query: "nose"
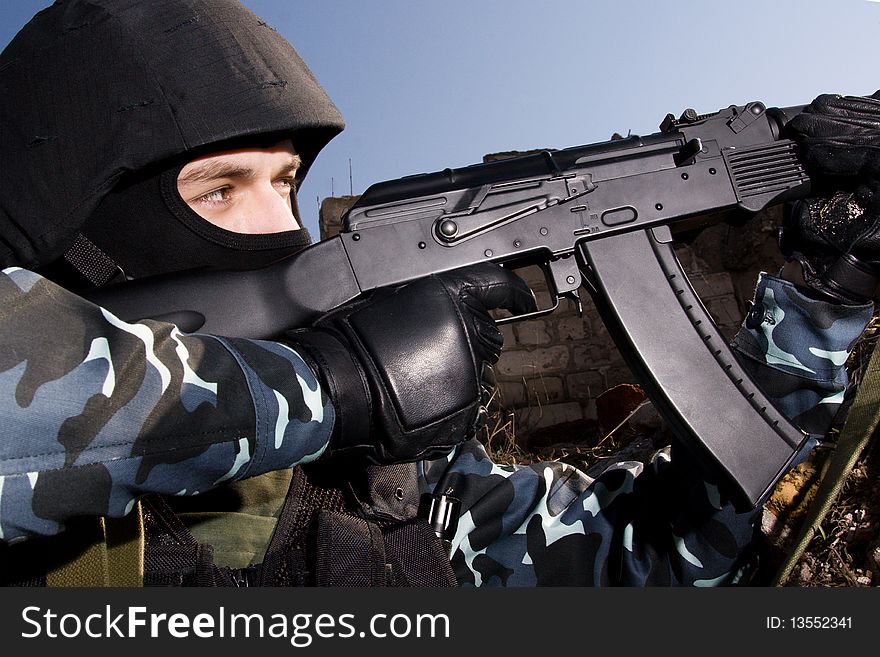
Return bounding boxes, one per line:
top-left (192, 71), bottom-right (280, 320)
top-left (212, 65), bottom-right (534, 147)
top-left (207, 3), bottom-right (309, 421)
top-left (245, 183), bottom-right (300, 233)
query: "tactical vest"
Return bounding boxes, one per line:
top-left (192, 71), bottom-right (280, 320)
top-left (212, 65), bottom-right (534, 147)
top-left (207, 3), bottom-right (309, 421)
top-left (0, 462), bottom-right (459, 587)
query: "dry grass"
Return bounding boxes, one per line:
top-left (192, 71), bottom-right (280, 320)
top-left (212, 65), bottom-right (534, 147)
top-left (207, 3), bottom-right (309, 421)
top-left (478, 384), bottom-right (650, 474)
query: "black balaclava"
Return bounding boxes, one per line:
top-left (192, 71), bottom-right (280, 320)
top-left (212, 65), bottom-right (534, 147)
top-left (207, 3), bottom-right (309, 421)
top-left (0, 0), bottom-right (345, 285)
top-left (70, 141), bottom-right (315, 285)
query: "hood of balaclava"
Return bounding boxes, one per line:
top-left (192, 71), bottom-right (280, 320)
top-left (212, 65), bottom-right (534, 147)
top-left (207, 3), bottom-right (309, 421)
top-left (0, 0), bottom-right (344, 280)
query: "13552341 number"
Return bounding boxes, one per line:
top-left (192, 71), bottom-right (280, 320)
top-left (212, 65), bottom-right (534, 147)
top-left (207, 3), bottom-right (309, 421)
top-left (790, 617), bottom-right (852, 629)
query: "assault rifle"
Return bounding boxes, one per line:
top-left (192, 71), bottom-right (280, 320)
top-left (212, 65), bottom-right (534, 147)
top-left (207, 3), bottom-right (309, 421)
top-left (87, 100), bottom-right (814, 510)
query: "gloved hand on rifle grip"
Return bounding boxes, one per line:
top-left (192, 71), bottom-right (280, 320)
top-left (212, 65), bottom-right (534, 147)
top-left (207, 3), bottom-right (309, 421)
top-left (285, 263), bottom-right (537, 464)
top-left (780, 90), bottom-right (880, 304)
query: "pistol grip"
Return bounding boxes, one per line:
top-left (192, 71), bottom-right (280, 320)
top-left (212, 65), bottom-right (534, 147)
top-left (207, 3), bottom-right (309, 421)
top-left (580, 228), bottom-right (809, 510)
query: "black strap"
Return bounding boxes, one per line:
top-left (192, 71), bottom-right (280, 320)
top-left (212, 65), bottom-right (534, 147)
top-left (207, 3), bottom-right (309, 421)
top-left (259, 463), bottom-right (348, 586)
top-left (382, 517), bottom-right (458, 587)
top-left (141, 494), bottom-right (233, 587)
top-left (314, 510), bottom-right (388, 586)
top-left (63, 232), bottom-right (126, 288)
top-left (821, 253), bottom-right (880, 304)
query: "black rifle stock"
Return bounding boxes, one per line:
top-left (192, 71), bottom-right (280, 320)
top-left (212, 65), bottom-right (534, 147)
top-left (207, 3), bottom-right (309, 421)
top-left (86, 101), bottom-right (813, 510)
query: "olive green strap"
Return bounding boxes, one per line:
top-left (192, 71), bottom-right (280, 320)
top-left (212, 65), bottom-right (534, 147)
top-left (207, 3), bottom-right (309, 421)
top-left (106, 502), bottom-right (145, 587)
top-left (46, 501), bottom-right (144, 587)
top-left (772, 341), bottom-right (880, 586)
top-left (45, 516), bottom-right (110, 587)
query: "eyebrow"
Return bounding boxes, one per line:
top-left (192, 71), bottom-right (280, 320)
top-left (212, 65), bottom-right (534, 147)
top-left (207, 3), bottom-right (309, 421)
top-left (178, 154), bottom-right (303, 185)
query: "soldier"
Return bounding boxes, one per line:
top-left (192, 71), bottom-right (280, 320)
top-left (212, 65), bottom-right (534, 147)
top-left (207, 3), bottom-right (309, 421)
top-left (1, 0), bottom-right (878, 586)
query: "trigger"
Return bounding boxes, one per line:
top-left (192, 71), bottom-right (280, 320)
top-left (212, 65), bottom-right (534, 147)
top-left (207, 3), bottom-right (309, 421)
top-left (563, 289), bottom-right (583, 317)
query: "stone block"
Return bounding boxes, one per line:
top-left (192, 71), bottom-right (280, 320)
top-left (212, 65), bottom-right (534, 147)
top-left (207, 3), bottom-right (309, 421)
top-left (601, 365), bottom-right (638, 390)
top-left (499, 323), bottom-right (517, 347)
top-left (496, 346), bottom-right (570, 377)
top-left (705, 296), bottom-right (744, 327)
top-left (319, 195), bottom-right (360, 239)
top-left (514, 319), bottom-right (551, 346)
top-left (689, 271), bottom-right (735, 300)
top-left (523, 376), bottom-right (565, 405)
top-left (516, 264), bottom-right (551, 289)
top-left (557, 316), bottom-right (590, 341)
top-left (565, 370), bottom-right (605, 400)
top-left (572, 343), bottom-right (623, 370)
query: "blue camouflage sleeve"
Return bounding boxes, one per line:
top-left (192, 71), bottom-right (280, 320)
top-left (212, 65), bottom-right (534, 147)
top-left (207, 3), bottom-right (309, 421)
top-left (0, 267), bottom-right (335, 543)
top-left (419, 273), bottom-right (873, 586)
top-left (731, 273), bottom-right (874, 439)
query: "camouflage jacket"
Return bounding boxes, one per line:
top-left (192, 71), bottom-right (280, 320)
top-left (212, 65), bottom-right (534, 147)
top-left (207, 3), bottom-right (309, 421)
top-left (0, 267), bottom-right (334, 542)
top-left (0, 267), bottom-right (873, 586)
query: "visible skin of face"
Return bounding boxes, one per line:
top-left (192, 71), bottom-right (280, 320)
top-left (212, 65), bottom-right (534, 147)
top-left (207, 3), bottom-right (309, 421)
top-left (177, 139), bottom-right (303, 234)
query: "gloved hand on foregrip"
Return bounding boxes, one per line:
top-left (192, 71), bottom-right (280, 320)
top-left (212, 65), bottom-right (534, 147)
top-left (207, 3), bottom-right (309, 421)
top-left (780, 91), bottom-right (880, 303)
top-left (285, 263), bottom-right (536, 464)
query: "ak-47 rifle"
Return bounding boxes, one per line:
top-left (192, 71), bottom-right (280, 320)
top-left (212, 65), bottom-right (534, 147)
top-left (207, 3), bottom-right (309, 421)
top-left (86, 100), bottom-right (813, 510)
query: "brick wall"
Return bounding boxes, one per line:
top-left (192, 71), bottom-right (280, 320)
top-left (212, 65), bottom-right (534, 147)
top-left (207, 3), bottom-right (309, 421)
top-left (318, 159), bottom-right (785, 443)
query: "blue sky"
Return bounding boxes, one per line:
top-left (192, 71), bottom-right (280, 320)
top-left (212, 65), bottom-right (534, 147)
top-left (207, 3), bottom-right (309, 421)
top-left (2, 0), bottom-right (879, 236)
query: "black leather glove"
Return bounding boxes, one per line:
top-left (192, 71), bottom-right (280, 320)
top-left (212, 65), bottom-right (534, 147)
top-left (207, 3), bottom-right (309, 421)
top-left (779, 91), bottom-right (880, 303)
top-left (285, 263), bottom-right (536, 464)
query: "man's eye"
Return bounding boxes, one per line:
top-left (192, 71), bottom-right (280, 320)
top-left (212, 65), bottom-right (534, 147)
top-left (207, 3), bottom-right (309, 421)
top-left (274, 177), bottom-right (295, 193)
top-left (196, 188), bottom-right (231, 205)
